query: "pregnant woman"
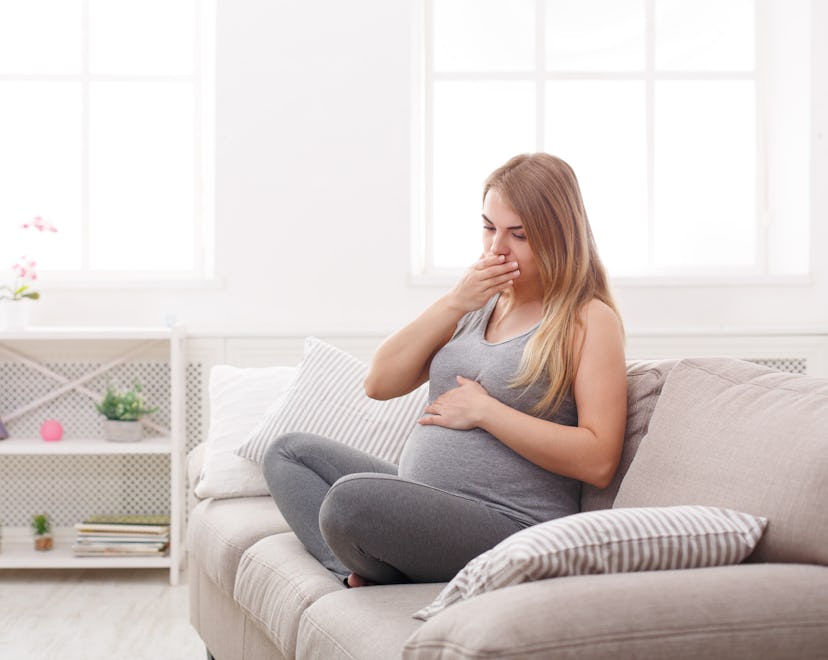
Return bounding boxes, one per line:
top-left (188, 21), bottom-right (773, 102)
top-left (262, 152), bottom-right (627, 587)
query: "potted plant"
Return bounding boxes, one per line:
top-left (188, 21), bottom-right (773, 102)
top-left (0, 216), bottom-right (57, 331)
top-left (32, 513), bottom-right (53, 551)
top-left (95, 382), bottom-right (157, 442)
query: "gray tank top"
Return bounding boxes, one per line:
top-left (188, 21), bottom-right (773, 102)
top-left (398, 295), bottom-right (581, 527)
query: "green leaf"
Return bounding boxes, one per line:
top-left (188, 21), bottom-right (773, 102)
top-left (95, 382), bottom-right (158, 421)
top-left (31, 513), bottom-right (51, 535)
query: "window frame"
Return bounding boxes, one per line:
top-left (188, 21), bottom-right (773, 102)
top-left (0, 0), bottom-right (216, 287)
top-left (412, 0), bottom-right (811, 287)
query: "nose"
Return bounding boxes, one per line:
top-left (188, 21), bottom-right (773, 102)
top-left (489, 232), bottom-right (510, 257)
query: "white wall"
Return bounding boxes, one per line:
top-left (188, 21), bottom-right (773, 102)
top-left (35, 0), bottom-right (828, 336)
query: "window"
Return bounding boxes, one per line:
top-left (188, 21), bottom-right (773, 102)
top-left (0, 0), bottom-right (214, 281)
top-left (417, 0), bottom-right (810, 281)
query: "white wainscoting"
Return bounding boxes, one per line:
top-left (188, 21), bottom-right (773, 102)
top-left (625, 331), bottom-right (828, 376)
top-left (187, 330), bottom-right (828, 374)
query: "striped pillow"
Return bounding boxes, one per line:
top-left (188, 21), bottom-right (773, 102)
top-left (236, 337), bottom-right (429, 465)
top-left (413, 505), bottom-right (767, 621)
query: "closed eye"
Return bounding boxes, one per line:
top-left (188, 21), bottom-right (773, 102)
top-left (483, 225), bottom-right (527, 240)
top-left (482, 215), bottom-right (525, 240)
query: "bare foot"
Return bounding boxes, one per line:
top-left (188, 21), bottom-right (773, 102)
top-left (346, 573), bottom-right (376, 588)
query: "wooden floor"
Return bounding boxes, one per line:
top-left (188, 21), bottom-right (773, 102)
top-left (0, 568), bottom-right (205, 660)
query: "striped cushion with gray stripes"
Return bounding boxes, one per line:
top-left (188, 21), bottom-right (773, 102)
top-left (413, 505), bottom-right (767, 621)
top-left (236, 337), bottom-right (429, 465)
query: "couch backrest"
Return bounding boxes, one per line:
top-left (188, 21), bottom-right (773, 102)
top-left (580, 359), bottom-right (678, 513)
top-left (613, 357), bottom-right (828, 566)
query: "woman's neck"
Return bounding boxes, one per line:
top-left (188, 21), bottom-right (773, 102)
top-left (509, 279), bottom-right (544, 308)
top-left (487, 289), bottom-right (543, 342)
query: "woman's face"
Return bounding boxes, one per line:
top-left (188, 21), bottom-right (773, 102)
top-left (481, 189), bottom-right (539, 288)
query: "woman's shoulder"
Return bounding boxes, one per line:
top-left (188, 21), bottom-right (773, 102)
top-left (578, 298), bottom-right (621, 326)
top-left (574, 298), bottom-right (624, 347)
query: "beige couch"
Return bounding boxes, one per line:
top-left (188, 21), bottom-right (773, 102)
top-left (187, 357), bottom-right (828, 659)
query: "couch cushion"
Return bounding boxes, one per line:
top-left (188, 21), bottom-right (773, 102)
top-left (187, 496), bottom-right (290, 596)
top-left (581, 359), bottom-right (677, 512)
top-left (414, 505), bottom-right (767, 621)
top-left (614, 357), bottom-right (828, 565)
top-left (195, 364), bottom-right (298, 499)
top-left (186, 444), bottom-right (207, 517)
top-left (296, 583), bottom-right (442, 660)
top-left (233, 532), bottom-right (344, 659)
top-left (237, 337), bottom-right (429, 466)
top-left (403, 564), bottom-right (828, 660)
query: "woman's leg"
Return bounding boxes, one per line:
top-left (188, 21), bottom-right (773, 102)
top-left (262, 432), bottom-right (397, 578)
top-left (319, 473), bottom-right (526, 584)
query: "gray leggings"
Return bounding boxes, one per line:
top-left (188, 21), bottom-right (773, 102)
top-left (262, 432), bottom-right (526, 584)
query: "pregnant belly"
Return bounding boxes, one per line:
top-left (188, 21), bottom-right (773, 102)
top-left (399, 424), bottom-right (521, 499)
top-left (398, 423), bottom-right (581, 526)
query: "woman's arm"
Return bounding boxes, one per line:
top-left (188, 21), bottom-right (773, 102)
top-left (364, 254), bottom-right (520, 400)
top-left (419, 299), bottom-right (627, 488)
top-left (363, 294), bottom-right (464, 400)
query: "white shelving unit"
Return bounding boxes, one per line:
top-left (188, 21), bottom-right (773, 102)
top-left (0, 327), bottom-right (186, 585)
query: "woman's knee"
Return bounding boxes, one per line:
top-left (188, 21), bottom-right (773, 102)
top-left (318, 474), bottom-right (388, 546)
top-left (262, 431), bottom-right (322, 466)
top-left (261, 432), bottom-right (322, 491)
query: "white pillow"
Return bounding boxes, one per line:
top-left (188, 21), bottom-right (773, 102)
top-left (413, 505), bottom-right (768, 621)
top-left (236, 337), bottom-right (428, 465)
top-left (194, 365), bottom-right (298, 499)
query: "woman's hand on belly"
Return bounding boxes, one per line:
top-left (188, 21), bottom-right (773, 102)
top-left (419, 376), bottom-right (493, 430)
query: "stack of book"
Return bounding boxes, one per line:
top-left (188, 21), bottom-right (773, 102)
top-left (72, 514), bottom-right (170, 557)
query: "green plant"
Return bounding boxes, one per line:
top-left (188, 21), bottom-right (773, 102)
top-left (32, 513), bottom-right (51, 535)
top-left (95, 383), bottom-right (158, 421)
top-left (0, 282), bottom-right (40, 301)
top-left (0, 217), bottom-right (57, 301)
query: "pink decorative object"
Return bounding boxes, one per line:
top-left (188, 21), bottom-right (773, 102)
top-left (40, 420), bottom-right (63, 442)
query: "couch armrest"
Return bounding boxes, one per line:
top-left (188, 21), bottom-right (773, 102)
top-left (403, 564), bottom-right (828, 660)
top-left (187, 444), bottom-right (207, 515)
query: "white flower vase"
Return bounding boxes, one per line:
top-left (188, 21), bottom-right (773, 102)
top-left (0, 299), bottom-right (31, 331)
top-left (104, 420), bottom-right (144, 443)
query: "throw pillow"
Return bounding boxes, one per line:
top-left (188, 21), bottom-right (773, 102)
top-left (613, 358), bottom-right (828, 565)
top-left (413, 505), bottom-right (767, 621)
top-left (194, 365), bottom-right (298, 499)
top-left (236, 337), bottom-right (429, 465)
top-left (580, 359), bottom-right (677, 512)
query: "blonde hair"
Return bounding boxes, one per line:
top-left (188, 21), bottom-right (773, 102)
top-left (483, 153), bottom-right (623, 415)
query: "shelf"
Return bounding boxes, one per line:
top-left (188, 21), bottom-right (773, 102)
top-left (0, 528), bottom-right (171, 569)
top-left (0, 327), bottom-right (176, 340)
top-left (0, 436), bottom-right (172, 455)
top-left (0, 329), bottom-right (186, 584)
